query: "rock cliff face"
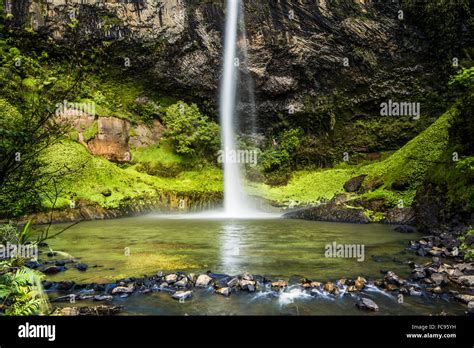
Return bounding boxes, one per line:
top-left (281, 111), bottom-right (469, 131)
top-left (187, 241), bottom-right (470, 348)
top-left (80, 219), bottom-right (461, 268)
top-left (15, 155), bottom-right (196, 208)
top-left (10, 0), bottom-right (441, 131)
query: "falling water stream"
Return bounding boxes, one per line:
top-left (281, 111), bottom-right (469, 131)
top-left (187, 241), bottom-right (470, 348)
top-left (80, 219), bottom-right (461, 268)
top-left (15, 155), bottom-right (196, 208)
top-left (219, 0), bottom-right (257, 218)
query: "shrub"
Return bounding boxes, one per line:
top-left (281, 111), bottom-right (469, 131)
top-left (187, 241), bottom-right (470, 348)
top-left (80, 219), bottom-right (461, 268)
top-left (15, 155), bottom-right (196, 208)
top-left (162, 101), bottom-right (220, 161)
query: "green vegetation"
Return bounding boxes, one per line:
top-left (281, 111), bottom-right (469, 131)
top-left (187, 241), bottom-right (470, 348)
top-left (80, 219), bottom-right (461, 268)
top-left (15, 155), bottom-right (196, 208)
top-left (0, 223), bottom-right (50, 316)
top-left (40, 141), bottom-right (222, 210)
top-left (250, 106), bottom-right (454, 207)
top-left (162, 101), bottom-right (220, 161)
top-left (83, 120), bottom-right (98, 142)
top-left (458, 228), bottom-right (474, 261)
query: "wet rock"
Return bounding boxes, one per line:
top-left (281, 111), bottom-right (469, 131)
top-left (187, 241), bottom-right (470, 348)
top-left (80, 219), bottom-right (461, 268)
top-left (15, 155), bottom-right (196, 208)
top-left (429, 286), bottom-right (443, 294)
top-left (164, 274), bottom-right (178, 284)
top-left (195, 274), bottom-right (213, 287)
top-left (271, 280), bottom-right (288, 288)
top-left (455, 263), bottom-right (474, 275)
top-left (41, 266), bottom-right (64, 274)
top-left (227, 277), bottom-right (239, 288)
top-left (215, 287), bottom-right (231, 297)
top-left (94, 295), bottom-right (113, 301)
top-left (385, 284), bottom-right (399, 291)
top-left (343, 175), bottom-right (367, 192)
top-left (43, 281), bottom-right (52, 289)
top-left (447, 268), bottom-right (464, 277)
top-left (187, 273), bottom-right (197, 283)
top-left (239, 279), bottom-right (256, 292)
top-left (174, 278), bottom-right (188, 288)
top-left (58, 281), bottom-right (75, 291)
top-left (412, 270), bottom-right (426, 280)
top-left (111, 285), bottom-right (134, 295)
top-left (384, 271), bottom-right (405, 287)
top-left (323, 282), bottom-right (338, 294)
top-left (25, 260), bottom-right (41, 269)
top-left (347, 285), bottom-right (358, 292)
top-left (76, 263), bottom-right (88, 271)
top-left (457, 275), bottom-right (474, 287)
top-left (428, 247), bottom-right (444, 257)
top-left (172, 290), bottom-right (192, 301)
top-left (468, 302), bottom-right (474, 314)
top-left (454, 294), bottom-right (474, 304)
top-left (417, 248), bottom-right (427, 257)
top-left (430, 273), bottom-right (448, 286)
top-left (356, 297), bottom-right (379, 312)
top-left (242, 272), bottom-right (254, 281)
top-left (354, 276), bottom-right (366, 290)
top-left (409, 289), bottom-right (422, 296)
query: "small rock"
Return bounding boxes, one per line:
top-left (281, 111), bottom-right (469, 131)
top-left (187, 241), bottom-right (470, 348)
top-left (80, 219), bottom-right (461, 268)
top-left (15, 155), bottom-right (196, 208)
top-left (384, 271), bottom-right (405, 286)
top-left (347, 285), bottom-right (358, 292)
top-left (454, 294), bottom-right (474, 304)
top-left (165, 274), bottom-right (178, 284)
top-left (239, 279), bottom-right (256, 291)
top-left (412, 271), bottom-right (426, 280)
top-left (429, 286), bottom-right (443, 294)
top-left (354, 276), bottom-right (366, 290)
top-left (195, 274), bottom-right (213, 287)
top-left (356, 297), bottom-right (379, 311)
top-left (172, 290), bottom-right (192, 301)
top-left (271, 280), bottom-right (288, 288)
top-left (76, 263), bottom-right (88, 271)
top-left (323, 282), bottom-right (336, 294)
top-left (457, 275), bottom-right (474, 287)
top-left (227, 277), bottom-right (239, 288)
top-left (57, 281), bottom-right (75, 291)
top-left (468, 302), bottom-right (474, 314)
top-left (111, 285), bottom-right (134, 295)
top-left (242, 272), bottom-right (254, 281)
top-left (42, 266), bottom-right (64, 274)
top-left (94, 295), bottom-right (113, 301)
top-left (25, 260), bottom-right (41, 269)
top-left (409, 289), bottom-right (422, 296)
top-left (215, 287), bottom-right (231, 297)
top-left (174, 278), bottom-right (188, 288)
top-left (431, 273), bottom-right (448, 286)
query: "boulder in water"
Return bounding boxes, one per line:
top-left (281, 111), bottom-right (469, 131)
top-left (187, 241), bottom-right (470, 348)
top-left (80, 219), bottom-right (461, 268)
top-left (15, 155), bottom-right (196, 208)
top-left (195, 274), bottom-right (213, 287)
top-left (356, 297), bottom-right (379, 311)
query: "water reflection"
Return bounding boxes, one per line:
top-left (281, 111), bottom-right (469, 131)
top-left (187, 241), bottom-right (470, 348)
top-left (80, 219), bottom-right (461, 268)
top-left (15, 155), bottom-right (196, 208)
top-left (219, 221), bottom-right (245, 275)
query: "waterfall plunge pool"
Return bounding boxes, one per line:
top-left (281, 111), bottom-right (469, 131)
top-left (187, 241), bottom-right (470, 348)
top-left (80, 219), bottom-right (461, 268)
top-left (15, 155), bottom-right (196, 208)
top-left (35, 216), bottom-right (467, 315)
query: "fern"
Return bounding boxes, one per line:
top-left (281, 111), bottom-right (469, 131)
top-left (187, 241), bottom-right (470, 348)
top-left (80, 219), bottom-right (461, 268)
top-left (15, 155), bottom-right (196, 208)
top-left (0, 262), bottom-right (50, 316)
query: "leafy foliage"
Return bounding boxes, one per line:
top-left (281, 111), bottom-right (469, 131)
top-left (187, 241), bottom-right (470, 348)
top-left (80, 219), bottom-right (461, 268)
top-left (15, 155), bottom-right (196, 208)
top-left (0, 263), bottom-right (49, 316)
top-left (162, 102), bottom-right (220, 161)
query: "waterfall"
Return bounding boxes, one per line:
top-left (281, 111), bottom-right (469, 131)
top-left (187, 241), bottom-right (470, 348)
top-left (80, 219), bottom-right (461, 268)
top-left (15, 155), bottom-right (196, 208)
top-left (219, 0), bottom-right (254, 218)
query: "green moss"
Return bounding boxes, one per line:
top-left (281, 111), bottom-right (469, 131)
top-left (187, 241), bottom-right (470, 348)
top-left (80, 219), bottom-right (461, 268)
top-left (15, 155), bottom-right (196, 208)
top-left (83, 121), bottom-right (98, 142)
top-left (39, 141), bottom-right (222, 210)
top-left (250, 107), bottom-right (454, 206)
